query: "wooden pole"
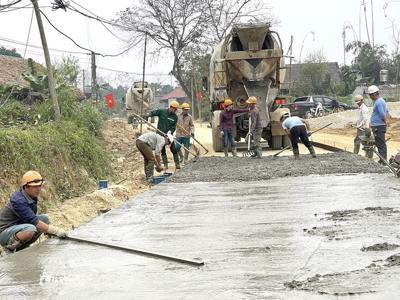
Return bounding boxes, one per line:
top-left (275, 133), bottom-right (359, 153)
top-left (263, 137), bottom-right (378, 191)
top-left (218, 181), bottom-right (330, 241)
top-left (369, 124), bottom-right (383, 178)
top-left (31, 0), bottom-right (61, 120)
top-left (140, 32), bottom-right (147, 134)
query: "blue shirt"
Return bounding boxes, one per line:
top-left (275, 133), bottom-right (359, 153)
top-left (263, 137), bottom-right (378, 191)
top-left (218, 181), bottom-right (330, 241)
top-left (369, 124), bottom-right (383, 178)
top-left (371, 97), bottom-right (388, 126)
top-left (282, 117), bottom-right (305, 130)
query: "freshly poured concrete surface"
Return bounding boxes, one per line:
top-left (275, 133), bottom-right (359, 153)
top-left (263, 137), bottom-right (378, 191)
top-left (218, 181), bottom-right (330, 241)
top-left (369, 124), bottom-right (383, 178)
top-left (1, 174), bottom-right (400, 299)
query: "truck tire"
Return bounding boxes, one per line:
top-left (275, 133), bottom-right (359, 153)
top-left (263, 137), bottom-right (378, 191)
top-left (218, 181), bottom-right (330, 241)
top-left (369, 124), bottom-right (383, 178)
top-left (271, 135), bottom-right (282, 150)
top-left (212, 127), bottom-right (224, 152)
top-left (305, 111), bottom-right (312, 119)
top-left (282, 135), bottom-right (291, 148)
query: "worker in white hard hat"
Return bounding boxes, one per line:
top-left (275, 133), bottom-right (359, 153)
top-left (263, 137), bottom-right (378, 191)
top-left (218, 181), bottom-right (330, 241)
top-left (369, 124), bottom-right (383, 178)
top-left (146, 100), bottom-right (180, 170)
top-left (0, 171), bottom-right (67, 253)
top-left (367, 85), bottom-right (389, 163)
top-left (351, 94), bottom-right (370, 155)
top-left (280, 112), bottom-right (316, 159)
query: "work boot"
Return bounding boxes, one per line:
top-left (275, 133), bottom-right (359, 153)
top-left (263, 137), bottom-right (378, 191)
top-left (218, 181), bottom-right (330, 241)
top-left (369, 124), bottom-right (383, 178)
top-left (178, 149), bottom-right (184, 163)
top-left (161, 155), bottom-right (169, 170)
top-left (5, 235), bottom-right (23, 252)
top-left (232, 147), bottom-right (238, 157)
top-left (353, 144), bottom-right (360, 154)
top-left (223, 147), bottom-right (229, 157)
top-left (173, 153), bottom-right (181, 169)
top-left (145, 163), bottom-right (155, 182)
top-left (308, 146), bottom-right (317, 158)
top-left (293, 148), bottom-right (300, 159)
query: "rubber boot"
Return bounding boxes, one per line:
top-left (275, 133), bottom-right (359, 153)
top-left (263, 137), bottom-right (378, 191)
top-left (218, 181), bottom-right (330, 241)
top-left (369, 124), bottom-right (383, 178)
top-left (353, 144), bottom-right (360, 154)
top-left (173, 153), bottom-right (181, 169)
top-left (308, 146), bottom-right (317, 158)
top-left (184, 150), bottom-right (189, 164)
top-left (293, 148), bottom-right (300, 159)
top-left (178, 149), bottom-right (184, 163)
top-left (232, 147), bottom-right (238, 157)
top-left (162, 155), bottom-right (169, 170)
top-left (223, 147), bottom-right (229, 157)
top-left (145, 163), bottom-right (155, 183)
top-left (251, 148), bottom-right (262, 159)
top-left (5, 235), bottom-right (23, 252)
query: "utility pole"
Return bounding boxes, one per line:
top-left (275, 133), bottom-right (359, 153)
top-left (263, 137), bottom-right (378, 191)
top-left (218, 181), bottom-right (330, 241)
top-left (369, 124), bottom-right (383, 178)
top-left (371, 0), bottom-right (375, 48)
top-left (190, 48), bottom-right (195, 120)
top-left (31, 0), bottom-right (61, 120)
top-left (140, 32), bottom-right (147, 134)
top-left (82, 69), bottom-right (86, 100)
top-left (91, 51), bottom-right (97, 107)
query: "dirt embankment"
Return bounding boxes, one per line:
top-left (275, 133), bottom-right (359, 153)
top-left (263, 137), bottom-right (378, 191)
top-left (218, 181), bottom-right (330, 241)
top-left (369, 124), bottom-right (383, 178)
top-left (46, 118), bottom-right (149, 231)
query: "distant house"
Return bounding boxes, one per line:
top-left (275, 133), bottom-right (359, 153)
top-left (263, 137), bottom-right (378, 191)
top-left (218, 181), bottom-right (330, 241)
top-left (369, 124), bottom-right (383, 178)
top-left (281, 62), bottom-right (341, 93)
top-left (159, 86), bottom-right (189, 109)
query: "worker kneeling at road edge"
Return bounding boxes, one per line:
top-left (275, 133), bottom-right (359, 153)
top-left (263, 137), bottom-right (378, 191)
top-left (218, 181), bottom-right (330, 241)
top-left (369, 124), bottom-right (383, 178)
top-left (280, 112), bottom-right (316, 159)
top-left (0, 171), bottom-right (67, 253)
top-left (136, 132), bottom-right (173, 183)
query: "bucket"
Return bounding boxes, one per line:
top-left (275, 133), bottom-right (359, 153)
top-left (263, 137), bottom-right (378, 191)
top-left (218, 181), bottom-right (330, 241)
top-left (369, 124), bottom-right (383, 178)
top-left (98, 180), bottom-right (108, 189)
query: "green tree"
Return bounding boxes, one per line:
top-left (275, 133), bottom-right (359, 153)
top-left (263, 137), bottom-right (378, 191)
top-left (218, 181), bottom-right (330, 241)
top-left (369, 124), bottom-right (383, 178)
top-left (54, 56), bottom-right (80, 87)
top-left (0, 46), bottom-right (22, 58)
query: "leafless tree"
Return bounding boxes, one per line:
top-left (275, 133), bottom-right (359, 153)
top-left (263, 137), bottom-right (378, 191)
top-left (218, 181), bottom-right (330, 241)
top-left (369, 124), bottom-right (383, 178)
top-left (116, 0), bottom-right (274, 101)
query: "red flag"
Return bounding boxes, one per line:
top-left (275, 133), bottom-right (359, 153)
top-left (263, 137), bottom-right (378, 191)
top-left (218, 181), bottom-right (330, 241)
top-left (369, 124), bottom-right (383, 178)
top-left (196, 91), bottom-right (204, 101)
top-left (105, 93), bottom-right (115, 109)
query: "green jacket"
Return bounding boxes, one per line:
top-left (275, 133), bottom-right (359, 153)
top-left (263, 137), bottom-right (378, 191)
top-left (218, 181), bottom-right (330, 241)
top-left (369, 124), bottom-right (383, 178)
top-left (148, 109), bottom-right (178, 134)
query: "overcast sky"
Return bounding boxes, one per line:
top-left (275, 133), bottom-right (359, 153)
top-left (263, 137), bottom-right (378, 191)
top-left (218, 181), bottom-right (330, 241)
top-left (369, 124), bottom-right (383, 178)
top-left (0, 0), bottom-right (399, 87)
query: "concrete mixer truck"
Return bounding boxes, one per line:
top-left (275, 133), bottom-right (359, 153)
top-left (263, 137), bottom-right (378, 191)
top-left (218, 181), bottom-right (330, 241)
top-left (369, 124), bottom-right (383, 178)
top-left (209, 23), bottom-right (290, 151)
top-left (126, 81), bottom-right (154, 128)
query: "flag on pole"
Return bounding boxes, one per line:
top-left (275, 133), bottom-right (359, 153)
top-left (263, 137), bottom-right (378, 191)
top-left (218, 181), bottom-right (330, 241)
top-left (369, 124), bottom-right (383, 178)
top-left (105, 93), bottom-right (115, 109)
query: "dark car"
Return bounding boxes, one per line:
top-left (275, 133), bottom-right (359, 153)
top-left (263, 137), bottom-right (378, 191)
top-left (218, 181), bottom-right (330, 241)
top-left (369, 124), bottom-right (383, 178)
top-left (286, 95), bottom-right (353, 118)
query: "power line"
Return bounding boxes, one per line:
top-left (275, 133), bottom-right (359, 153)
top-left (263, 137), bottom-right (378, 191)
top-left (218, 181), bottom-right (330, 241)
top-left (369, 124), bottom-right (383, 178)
top-left (0, 0), bottom-right (23, 11)
top-left (97, 65), bottom-right (170, 76)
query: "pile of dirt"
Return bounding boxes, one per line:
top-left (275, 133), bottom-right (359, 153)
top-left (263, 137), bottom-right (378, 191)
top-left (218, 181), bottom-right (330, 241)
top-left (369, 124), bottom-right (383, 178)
top-left (168, 152), bottom-right (390, 183)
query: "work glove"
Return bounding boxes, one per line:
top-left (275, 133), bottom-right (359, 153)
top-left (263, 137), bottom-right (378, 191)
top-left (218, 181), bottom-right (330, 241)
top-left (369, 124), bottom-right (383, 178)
top-left (155, 164), bottom-right (164, 173)
top-left (47, 225), bottom-right (67, 238)
top-left (220, 130), bottom-right (224, 136)
top-left (307, 131), bottom-right (312, 137)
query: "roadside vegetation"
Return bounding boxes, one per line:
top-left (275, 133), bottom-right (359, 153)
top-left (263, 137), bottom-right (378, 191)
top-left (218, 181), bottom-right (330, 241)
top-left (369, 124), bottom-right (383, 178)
top-left (0, 56), bottom-right (111, 210)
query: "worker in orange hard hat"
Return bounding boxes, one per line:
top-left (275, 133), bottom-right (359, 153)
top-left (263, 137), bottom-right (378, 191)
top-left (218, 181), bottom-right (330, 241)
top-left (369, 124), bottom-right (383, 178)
top-left (219, 98), bottom-right (249, 157)
top-left (0, 171), bottom-right (67, 253)
top-left (145, 100), bottom-right (180, 170)
top-left (176, 102), bottom-right (195, 164)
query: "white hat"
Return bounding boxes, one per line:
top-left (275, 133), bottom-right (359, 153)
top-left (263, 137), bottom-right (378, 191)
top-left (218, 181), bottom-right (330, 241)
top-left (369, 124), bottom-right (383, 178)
top-left (354, 94), bottom-right (363, 103)
top-left (367, 85), bottom-right (379, 94)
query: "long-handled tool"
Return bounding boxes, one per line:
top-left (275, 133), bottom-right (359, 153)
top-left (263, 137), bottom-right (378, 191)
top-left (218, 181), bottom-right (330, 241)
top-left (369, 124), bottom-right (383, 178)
top-left (62, 236), bottom-right (204, 266)
top-left (273, 122), bottom-right (333, 157)
top-left (176, 123), bottom-right (209, 154)
top-left (132, 113), bottom-right (198, 158)
top-left (242, 117), bottom-right (255, 157)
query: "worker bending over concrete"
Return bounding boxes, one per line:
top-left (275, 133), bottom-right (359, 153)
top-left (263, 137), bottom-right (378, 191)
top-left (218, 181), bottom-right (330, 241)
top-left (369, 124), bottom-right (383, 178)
top-left (246, 96), bottom-right (263, 159)
top-left (280, 112), bottom-right (316, 159)
top-left (176, 103), bottom-right (194, 164)
top-left (351, 94), bottom-right (370, 155)
top-left (136, 132), bottom-right (173, 183)
top-left (219, 98), bottom-right (249, 157)
top-left (0, 171), bottom-right (67, 253)
top-left (146, 100), bottom-right (180, 170)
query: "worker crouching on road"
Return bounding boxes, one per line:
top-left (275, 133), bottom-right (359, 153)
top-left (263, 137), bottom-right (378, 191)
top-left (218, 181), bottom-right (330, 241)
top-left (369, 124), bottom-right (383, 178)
top-left (176, 102), bottom-right (194, 164)
top-left (352, 94), bottom-right (370, 155)
top-left (0, 171), bottom-right (67, 253)
top-left (368, 85), bottom-right (390, 164)
top-left (146, 100), bottom-right (180, 170)
top-left (246, 96), bottom-right (263, 159)
top-left (136, 132), bottom-right (173, 183)
top-left (220, 98), bottom-right (249, 157)
top-left (280, 112), bottom-right (316, 159)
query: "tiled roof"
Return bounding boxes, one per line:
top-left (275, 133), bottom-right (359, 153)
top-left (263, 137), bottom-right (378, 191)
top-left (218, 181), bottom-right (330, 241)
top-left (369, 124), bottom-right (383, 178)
top-left (161, 86), bottom-right (187, 100)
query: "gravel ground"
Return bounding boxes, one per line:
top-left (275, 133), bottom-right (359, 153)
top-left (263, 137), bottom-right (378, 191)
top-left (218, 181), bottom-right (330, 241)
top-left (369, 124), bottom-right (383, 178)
top-left (309, 102), bottom-right (400, 129)
top-left (169, 152), bottom-right (390, 183)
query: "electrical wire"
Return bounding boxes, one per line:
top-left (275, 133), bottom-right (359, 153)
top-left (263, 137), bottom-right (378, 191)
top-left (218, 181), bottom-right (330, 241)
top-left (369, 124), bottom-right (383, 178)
top-left (97, 65), bottom-right (170, 76)
top-left (0, 1), bottom-right (31, 12)
top-left (39, 8), bottom-right (138, 57)
top-left (0, 0), bottom-right (23, 11)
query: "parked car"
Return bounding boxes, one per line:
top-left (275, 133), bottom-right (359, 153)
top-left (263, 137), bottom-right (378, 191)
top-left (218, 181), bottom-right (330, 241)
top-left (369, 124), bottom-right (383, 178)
top-left (285, 95), bottom-right (353, 118)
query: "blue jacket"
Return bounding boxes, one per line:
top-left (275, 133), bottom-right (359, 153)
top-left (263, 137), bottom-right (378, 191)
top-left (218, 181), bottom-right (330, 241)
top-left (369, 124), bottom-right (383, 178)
top-left (0, 188), bottom-right (39, 232)
top-left (371, 98), bottom-right (388, 126)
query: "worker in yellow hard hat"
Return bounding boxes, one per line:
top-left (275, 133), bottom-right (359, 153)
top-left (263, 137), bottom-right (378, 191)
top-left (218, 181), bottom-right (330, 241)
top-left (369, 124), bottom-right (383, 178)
top-left (246, 96), bottom-right (263, 158)
top-left (145, 100), bottom-right (180, 170)
top-left (176, 102), bottom-right (195, 164)
top-left (0, 171), bottom-right (67, 253)
top-left (219, 98), bottom-right (249, 157)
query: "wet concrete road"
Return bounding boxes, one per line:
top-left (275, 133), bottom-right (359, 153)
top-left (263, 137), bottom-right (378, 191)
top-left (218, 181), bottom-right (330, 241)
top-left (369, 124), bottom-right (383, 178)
top-left (1, 173), bottom-right (400, 299)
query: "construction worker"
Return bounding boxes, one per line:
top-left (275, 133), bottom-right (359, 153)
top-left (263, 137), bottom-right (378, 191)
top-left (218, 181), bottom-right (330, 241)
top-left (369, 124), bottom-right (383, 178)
top-left (176, 102), bottom-right (194, 164)
top-left (146, 100), bottom-right (180, 170)
top-left (136, 132), bottom-right (173, 182)
top-left (246, 96), bottom-right (263, 159)
top-left (219, 98), bottom-right (249, 157)
top-left (0, 171), bottom-right (67, 253)
top-left (351, 94), bottom-right (369, 154)
top-left (280, 112), bottom-right (316, 159)
top-left (368, 85), bottom-right (389, 164)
